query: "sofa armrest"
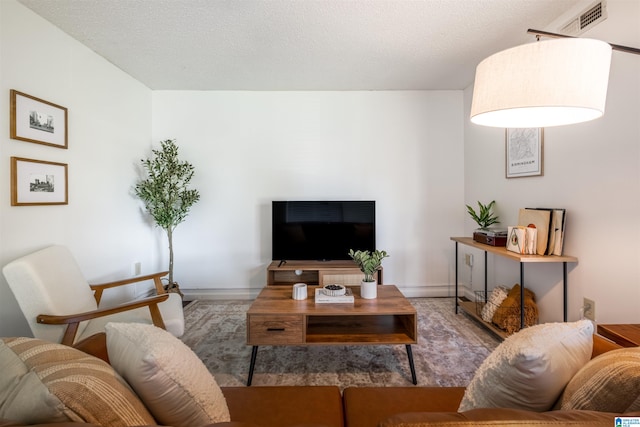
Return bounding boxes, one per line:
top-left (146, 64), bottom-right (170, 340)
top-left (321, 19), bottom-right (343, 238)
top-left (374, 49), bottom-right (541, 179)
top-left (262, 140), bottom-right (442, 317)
top-left (379, 408), bottom-right (624, 427)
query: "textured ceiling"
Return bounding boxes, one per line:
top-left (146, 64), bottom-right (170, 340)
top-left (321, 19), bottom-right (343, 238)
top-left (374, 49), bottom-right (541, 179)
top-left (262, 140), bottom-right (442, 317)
top-left (17, 0), bottom-right (586, 90)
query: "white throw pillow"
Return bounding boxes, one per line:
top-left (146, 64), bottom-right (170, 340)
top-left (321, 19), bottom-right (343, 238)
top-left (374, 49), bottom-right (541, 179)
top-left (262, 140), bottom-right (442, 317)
top-left (105, 322), bottom-right (230, 427)
top-left (458, 319), bottom-right (594, 412)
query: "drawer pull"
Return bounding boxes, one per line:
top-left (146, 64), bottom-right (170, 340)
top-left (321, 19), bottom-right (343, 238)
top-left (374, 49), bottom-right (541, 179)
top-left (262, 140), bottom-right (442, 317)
top-left (267, 327), bottom-right (285, 332)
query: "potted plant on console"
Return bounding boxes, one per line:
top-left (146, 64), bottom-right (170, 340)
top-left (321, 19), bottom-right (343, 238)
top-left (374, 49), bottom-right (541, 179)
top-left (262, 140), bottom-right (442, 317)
top-left (466, 200), bottom-right (504, 245)
top-left (348, 249), bottom-right (389, 299)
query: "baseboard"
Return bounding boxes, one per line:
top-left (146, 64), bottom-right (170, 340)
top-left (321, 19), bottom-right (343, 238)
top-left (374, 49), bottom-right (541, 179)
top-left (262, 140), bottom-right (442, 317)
top-left (181, 284), bottom-right (461, 301)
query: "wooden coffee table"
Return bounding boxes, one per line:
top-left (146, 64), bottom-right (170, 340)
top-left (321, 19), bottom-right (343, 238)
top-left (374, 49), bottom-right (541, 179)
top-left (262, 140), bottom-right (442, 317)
top-left (246, 284), bottom-right (418, 386)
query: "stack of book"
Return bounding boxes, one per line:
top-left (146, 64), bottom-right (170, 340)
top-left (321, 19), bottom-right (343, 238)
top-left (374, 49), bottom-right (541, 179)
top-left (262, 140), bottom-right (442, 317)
top-left (314, 287), bottom-right (354, 304)
top-left (518, 208), bottom-right (566, 255)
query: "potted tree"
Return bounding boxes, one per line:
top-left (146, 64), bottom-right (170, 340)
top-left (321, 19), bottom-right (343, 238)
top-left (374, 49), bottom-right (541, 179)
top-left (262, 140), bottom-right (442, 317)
top-left (135, 139), bottom-right (200, 295)
top-left (348, 249), bottom-right (389, 299)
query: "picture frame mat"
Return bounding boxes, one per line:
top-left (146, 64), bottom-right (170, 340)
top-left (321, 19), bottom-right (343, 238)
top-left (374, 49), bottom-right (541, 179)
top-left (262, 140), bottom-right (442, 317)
top-left (10, 90), bottom-right (68, 149)
top-left (11, 157), bottom-right (68, 206)
top-left (505, 128), bottom-right (544, 178)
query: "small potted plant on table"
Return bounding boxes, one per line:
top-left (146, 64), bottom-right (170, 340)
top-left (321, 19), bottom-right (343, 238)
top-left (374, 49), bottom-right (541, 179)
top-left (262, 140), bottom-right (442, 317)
top-left (348, 249), bottom-right (389, 299)
top-left (466, 200), bottom-right (504, 245)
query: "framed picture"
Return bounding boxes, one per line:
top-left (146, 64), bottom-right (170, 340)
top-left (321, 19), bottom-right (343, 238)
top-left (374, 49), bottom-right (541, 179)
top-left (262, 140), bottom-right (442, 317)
top-left (505, 128), bottom-right (544, 178)
top-left (10, 90), bottom-right (68, 149)
top-left (11, 157), bottom-right (68, 206)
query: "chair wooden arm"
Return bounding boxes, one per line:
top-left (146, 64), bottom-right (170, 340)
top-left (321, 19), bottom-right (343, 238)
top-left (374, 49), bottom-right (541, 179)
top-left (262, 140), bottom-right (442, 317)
top-left (37, 293), bottom-right (169, 346)
top-left (90, 271), bottom-right (169, 304)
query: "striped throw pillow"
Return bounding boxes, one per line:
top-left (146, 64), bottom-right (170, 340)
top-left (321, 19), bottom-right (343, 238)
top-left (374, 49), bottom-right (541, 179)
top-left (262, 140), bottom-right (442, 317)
top-left (0, 337), bottom-right (155, 426)
top-left (558, 347), bottom-right (640, 413)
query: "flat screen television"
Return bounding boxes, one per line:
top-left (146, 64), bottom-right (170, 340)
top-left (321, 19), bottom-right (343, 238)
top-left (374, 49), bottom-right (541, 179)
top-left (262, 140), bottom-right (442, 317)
top-left (272, 200), bottom-right (375, 261)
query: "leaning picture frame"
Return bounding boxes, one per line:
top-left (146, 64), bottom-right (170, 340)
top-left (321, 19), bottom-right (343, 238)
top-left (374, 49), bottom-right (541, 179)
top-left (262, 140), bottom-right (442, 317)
top-left (11, 157), bottom-right (68, 206)
top-left (10, 90), bottom-right (68, 149)
top-left (505, 128), bottom-right (544, 178)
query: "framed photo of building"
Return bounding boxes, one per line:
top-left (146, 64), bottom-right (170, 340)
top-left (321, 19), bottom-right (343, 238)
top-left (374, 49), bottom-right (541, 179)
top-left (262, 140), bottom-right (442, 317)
top-left (11, 157), bottom-right (68, 206)
top-left (505, 128), bottom-right (544, 178)
top-left (10, 90), bottom-right (68, 149)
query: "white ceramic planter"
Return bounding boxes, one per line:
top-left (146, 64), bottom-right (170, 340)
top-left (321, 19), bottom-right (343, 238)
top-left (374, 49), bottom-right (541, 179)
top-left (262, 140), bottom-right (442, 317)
top-left (360, 280), bottom-right (377, 299)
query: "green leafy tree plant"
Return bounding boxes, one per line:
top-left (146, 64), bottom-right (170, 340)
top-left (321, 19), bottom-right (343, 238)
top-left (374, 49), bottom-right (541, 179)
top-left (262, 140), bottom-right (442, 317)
top-left (135, 139), bottom-right (200, 292)
top-left (348, 249), bottom-right (389, 282)
top-left (466, 200), bottom-right (500, 229)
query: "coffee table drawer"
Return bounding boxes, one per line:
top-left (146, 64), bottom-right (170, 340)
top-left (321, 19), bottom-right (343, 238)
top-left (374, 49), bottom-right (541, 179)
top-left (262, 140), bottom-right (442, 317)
top-left (248, 315), bottom-right (304, 345)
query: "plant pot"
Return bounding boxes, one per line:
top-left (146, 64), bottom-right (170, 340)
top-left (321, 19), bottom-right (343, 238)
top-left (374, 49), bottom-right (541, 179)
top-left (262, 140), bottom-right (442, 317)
top-left (164, 282), bottom-right (184, 299)
top-left (360, 280), bottom-right (377, 299)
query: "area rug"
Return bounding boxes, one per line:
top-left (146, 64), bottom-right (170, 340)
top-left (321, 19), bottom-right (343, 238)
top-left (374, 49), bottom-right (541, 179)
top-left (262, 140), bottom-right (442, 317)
top-left (180, 297), bottom-right (500, 389)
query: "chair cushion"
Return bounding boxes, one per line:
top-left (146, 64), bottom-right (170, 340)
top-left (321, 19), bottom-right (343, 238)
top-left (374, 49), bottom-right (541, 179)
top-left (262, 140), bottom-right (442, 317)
top-left (78, 292), bottom-right (185, 341)
top-left (557, 347), bottom-right (640, 412)
top-left (2, 246), bottom-right (98, 343)
top-left (105, 322), bottom-right (230, 427)
top-left (0, 337), bottom-right (155, 426)
top-left (458, 319), bottom-right (593, 412)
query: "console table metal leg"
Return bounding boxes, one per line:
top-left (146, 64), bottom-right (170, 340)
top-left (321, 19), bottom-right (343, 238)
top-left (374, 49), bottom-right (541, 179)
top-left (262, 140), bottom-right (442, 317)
top-left (455, 242), bottom-right (459, 313)
top-left (520, 263), bottom-right (525, 330)
top-left (406, 344), bottom-right (417, 385)
top-left (247, 346), bottom-right (258, 386)
top-left (563, 262), bottom-right (568, 322)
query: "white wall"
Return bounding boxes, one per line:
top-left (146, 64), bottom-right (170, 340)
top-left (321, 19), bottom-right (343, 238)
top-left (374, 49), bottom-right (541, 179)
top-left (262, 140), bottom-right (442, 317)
top-left (461, 0), bottom-right (640, 324)
top-left (2, 0), bottom-right (637, 339)
top-left (152, 90), bottom-right (464, 298)
top-left (0, 0), bottom-right (156, 337)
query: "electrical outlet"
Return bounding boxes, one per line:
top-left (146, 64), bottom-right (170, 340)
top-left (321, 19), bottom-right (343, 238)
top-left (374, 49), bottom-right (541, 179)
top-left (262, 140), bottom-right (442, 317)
top-left (133, 262), bottom-right (141, 276)
top-left (465, 253), bottom-right (473, 267)
top-left (583, 297), bottom-right (595, 321)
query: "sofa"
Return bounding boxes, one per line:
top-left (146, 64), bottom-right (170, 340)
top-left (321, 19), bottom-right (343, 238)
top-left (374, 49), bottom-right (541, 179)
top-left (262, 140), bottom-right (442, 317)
top-left (1, 320), bottom-right (639, 427)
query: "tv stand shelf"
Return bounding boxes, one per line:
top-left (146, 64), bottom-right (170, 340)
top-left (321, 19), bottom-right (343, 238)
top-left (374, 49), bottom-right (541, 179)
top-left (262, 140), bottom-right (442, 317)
top-left (267, 260), bottom-right (383, 286)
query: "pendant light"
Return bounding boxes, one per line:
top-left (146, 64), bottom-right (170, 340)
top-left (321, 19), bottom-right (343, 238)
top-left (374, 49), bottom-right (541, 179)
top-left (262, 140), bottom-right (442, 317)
top-left (470, 29), bottom-right (639, 128)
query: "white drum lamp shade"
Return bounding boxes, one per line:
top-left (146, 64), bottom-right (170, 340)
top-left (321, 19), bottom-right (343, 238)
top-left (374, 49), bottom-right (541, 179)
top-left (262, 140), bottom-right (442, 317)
top-left (470, 38), bottom-right (613, 128)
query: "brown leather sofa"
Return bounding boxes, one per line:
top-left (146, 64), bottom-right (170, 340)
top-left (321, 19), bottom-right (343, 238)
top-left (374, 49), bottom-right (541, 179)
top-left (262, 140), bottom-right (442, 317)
top-left (0, 334), bottom-right (636, 427)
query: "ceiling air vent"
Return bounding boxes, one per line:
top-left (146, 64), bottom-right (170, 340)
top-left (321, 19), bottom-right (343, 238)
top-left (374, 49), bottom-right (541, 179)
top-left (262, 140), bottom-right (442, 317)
top-left (560, 1), bottom-right (607, 36)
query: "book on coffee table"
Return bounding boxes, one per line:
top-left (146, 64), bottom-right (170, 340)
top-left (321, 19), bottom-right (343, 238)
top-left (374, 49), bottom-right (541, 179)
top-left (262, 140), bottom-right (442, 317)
top-left (314, 287), bottom-right (354, 304)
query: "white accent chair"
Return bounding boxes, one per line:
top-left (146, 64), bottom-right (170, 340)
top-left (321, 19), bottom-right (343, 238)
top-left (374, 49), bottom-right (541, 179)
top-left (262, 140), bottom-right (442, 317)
top-left (2, 245), bottom-right (184, 346)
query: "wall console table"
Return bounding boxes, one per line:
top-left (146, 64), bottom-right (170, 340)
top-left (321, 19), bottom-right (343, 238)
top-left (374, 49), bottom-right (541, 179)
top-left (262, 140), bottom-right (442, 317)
top-left (451, 237), bottom-right (578, 337)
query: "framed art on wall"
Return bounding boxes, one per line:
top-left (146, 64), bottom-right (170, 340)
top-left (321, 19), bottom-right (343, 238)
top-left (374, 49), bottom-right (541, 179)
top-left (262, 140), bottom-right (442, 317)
top-left (10, 90), bottom-right (68, 149)
top-left (11, 157), bottom-right (68, 206)
top-left (505, 128), bottom-right (544, 178)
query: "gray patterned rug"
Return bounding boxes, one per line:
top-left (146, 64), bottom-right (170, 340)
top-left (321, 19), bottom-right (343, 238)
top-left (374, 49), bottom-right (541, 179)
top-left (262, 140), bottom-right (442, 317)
top-left (180, 297), bottom-right (500, 389)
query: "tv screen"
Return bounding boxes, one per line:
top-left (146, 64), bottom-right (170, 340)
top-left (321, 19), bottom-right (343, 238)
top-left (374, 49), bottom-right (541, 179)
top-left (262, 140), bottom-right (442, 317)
top-left (272, 201), bottom-right (375, 261)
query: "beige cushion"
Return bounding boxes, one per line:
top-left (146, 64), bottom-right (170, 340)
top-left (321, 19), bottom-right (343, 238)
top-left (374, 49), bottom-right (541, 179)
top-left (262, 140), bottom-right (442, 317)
top-left (480, 286), bottom-right (508, 322)
top-left (78, 292), bottom-right (185, 340)
top-left (558, 347), bottom-right (640, 412)
top-left (0, 337), bottom-right (155, 426)
top-left (458, 319), bottom-right (594, 412)
top-left (105, 322), bottom-right (230, 427)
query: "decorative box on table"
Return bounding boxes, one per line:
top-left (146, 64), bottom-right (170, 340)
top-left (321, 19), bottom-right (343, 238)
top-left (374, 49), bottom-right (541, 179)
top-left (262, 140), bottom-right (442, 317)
top-left (473, 229), bottom-right (508, 247)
